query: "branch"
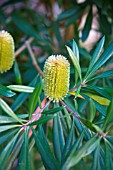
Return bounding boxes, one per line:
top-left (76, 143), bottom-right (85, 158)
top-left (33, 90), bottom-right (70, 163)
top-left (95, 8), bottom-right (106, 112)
top-left (15, 37), bottom-right (34, 58)
top-left (25, 40), bottom-right (44, 78)
top-left (60, 100), bottom-right (80, 120)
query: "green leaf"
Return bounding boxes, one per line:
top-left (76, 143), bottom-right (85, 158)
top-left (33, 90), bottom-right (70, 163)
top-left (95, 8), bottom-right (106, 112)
top-left (84, 93), bottom-right (110, 106)
top-left (87, 85), bottom-right (111, 100)
top-left (11, 75), bottom-right (39, 111)
top-left (14, 61), bottom-right (22, 85)
top-left (12, 13), bottom-right (44, 41)
top-left (0, 125), bottom-right (20, 133)
top-left (89, 99), bottom-right (96, 122)
top-left (0, 98), bottom-right (22, 123)
top-left (89, 70), bottom-right (113, 81)
top-left (105, 140), bottom-right (113, 170)
top-left (75, 85), bottom-right (81, 99)
top-left (93, 100), bottom-right (107, 116)
top-left (79, 46), bottom-right (91, 59)
top-left (91, 144), bottom-right (105, 170)
top-left (6, 133), bottom-right (24, 170)
top-left (18, 128), bottom-right (30, 170)
top-left (62, 131), bottom-right (84, 170)
top-left (57, 6), bottom-right (80, 21)
top-left (29, 82), bottom-right (42, 118)
top-left (42, 106), bottom-right (63, 115)
top-left (7, 85), bottom-right (34, 93)
top-left (65, 10), bottom-right (83, 27)
top-left (82, 7), bottom-right (92, 42)
top-left (0, 131), bottom-right (19, 170)
top-left (32, 127), bottom-right (59, 170)
top-left (53, 113), bottom-right (65, 162)
top-left (69, 135), bottom-right (100, 167)
top-left (85, 36), bottom-right (105, 78)
top-left (29, 115), bottom-right (56, 126)
top-left (80, 117), bottom-right (103, 133)
top-left (72, 40), bottom-right (79, 61)
top-left (0, 115), bottom-right (22, 124)
top-left (103, 98), bottom-right (113, 130)
top-left (0, 84), bottom-right (15, 97)
top-left (66, 45), bottom-right (82, 81)
top-left (61, 122), bottom-right (74, 163)
top-left (0, 128), bottom-right (19, 145)
top-left (85, 41), bottom-right (113, 81)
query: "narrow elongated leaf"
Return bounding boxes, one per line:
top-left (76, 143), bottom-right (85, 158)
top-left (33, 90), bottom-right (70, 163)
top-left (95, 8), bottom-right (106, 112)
top-left (0, 132), bottom-right (19, 170)
top-left (0, 84), bottom-right (15, 97)
top-left (7, 85), bottom-right (34, 93)
top-left (0, 124), bottom-right (20, 133)
top-left (53, 114), bottom-right (65, 162)
top-left (85, 36), bottom-right (105, 78)
top-left (0, 128), bottom-right (19, 145)
top-left (69, 135), bottom-right (100, 167)
top-left (66, 45), bottom-right (82, 81)
top-left (79, 46), bottom-right (91, 59)
top-left (103, 98), bottom-right (113, 130)
top-left (42, 106), bottom-right (63, 115)
top-left (87, 85), bottom-right (111, 100)
top-left (68, 91), bottom-right (84, 99)
top-left (29, 115), bottom-right (56, 126)
top-left (12, 13), bottom-right (44, 41)
top-left (93, 100), bottom-right (107, 116)
top-left (18, 129), bottom-right (30, 170)
top-left (11, 75), bottom-right (39, 111)
top-left (82, 7), bottom-right (92, 42)
top-left (0, 115), bottom-right (22, 124)
top-left (74, 116), bottom-right (91, 140)
top-left (62, 131), bottom-right (84, 170)
top-left (57, 6), bottom-right (80, 21)
top-left (91, 144), bottom-right (105, 170)
top-left (89, 70), bottom-right (113, 81)
top-left (0, 98), bottom-right (22, 123)
top-left (80, 117), bottom-right (103, 133)
top-left (72, 39), bottom-right (79, 60)
top-left (65, 10), bottom-right (83, 26)
top-left (84, 93), bottom-right (110, 106)
top-left (85, 41), bottom-right (113, 81)
top-left (32, 127), bottom-right (59, 170)
top-left (29, 82), bottom-right (42, 118)
top-left (61, 122), bottom-right (74, 162)
top-left (38, 125), bottom-right (51, 149)
top-left (14, 61), bottom-right (22, 85)
top-left (105, 141), bottom-right (113, 170)
top-left (6, 133), bottom-right (24, 170)
top-left (75, 85), bottom-right (81, 99)
top-left (89, 99), bottom-right (96, 122)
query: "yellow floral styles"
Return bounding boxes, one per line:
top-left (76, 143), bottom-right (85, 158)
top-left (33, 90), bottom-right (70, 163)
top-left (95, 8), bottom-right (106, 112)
top-left (44, 55), bottom-right (70, 102)
top-left (0, 30), bottom-right (15, 73)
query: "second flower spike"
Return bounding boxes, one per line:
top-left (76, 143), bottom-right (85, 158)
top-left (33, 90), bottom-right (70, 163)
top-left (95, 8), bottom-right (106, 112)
top-left (0, 30), bottom-right (14, 73)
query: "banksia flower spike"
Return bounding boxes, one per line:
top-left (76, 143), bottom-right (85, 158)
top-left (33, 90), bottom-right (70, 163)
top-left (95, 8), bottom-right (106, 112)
top-left (0, 30), bottom-right (15, 73)
top-left (44, 55), bottom-right (70, 102)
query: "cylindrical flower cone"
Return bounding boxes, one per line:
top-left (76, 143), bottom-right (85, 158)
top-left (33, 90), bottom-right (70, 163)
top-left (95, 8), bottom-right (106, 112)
top-left (44, 55), bottom-right (70, 102)
top-left (0, 30), bottom-right (14, 73)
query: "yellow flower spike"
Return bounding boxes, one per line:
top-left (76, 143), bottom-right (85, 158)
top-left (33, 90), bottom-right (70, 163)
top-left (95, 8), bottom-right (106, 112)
top-left (44, 55), bottom-right (70, 102)
top-left (0, 30), bottom-right (15, 73)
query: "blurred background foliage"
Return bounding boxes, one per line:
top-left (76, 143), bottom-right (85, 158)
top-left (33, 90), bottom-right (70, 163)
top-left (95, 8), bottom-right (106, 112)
top-left (0, 0), bottom-right (113, 170)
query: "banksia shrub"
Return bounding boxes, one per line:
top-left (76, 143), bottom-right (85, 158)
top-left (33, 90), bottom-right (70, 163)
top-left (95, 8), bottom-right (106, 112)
top-left (0, 30), bottom-right (14, 73)
top-left (43, 55), bottom-right (70, 102)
